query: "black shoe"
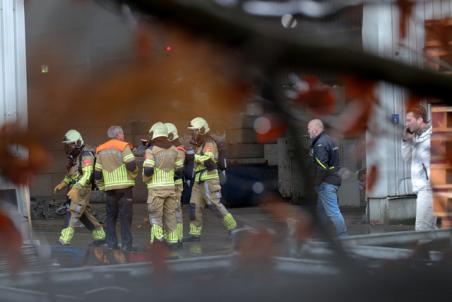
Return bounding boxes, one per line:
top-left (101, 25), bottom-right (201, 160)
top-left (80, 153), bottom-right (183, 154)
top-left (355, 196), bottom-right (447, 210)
top-left (91, 239), bottom-right (106, 247)
top-left (166, 243), bottom-right (179, 251)
top-left (183, 235), bottom-right (200, 242)
top-left (106, 244), bottom-right (119, 250)
top-left (55, 240), bottom-right (68, 247)
top-left (177, 241), bottom-right (184, 248)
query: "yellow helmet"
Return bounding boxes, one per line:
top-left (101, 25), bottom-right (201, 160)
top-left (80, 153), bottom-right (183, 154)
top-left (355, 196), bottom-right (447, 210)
top-left (164, 122), bottom-right (179, 141)
top-left (149, 122), bottom-right (168, 140)
top-left (188, 117), bottom-right (210, 134)
top-left (62, 129), bottom-right (84, 147)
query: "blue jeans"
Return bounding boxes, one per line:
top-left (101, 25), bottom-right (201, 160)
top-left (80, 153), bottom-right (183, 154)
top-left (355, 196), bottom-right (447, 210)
top-left (315, 183), bottom-right (348, 237)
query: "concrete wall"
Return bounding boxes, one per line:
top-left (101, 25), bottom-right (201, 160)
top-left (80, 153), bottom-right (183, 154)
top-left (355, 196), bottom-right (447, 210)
top-left (26, 0), bottom-right (134, 199)
top-left (29, 121), bottom-right (151, 199)
top-left (25, 0), bottom-right (253, 200)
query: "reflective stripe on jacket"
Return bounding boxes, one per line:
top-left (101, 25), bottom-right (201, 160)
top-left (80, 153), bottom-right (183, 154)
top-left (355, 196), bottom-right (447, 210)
top-left (194, 138), bottom-right (219, 182)
top-left (95, 139), bottom-right (137, 191)
top-left (143, 145), bottom-right (184, 189)
top-left (310, 132), bottom-right (341, 186)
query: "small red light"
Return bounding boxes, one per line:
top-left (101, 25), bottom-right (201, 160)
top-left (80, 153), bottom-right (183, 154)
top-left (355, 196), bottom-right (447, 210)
top-left (164, 45), bottom-right (172, 52)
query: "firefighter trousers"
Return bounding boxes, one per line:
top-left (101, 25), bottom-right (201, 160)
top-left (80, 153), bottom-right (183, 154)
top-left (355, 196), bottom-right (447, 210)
top-left (147, 187), bottom-right (178, 244)
top-left (59, 187), bottom-right (105, 245)
top-left (188, 179), bottom-right (236, 237)
top-left (175, 184), bottom-right (183, 240)
top-left (67, 187), bottom-right (102, 230)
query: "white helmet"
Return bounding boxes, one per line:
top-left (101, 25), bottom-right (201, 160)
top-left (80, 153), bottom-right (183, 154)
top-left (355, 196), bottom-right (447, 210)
top-left (149, 122), bottom-right (168, 140)
top-left (188, 117), bottom-right (210, 134)
top-left (62, 129), bottom-right (84, 147)
top-left (164, 122), bottom-right (179, 141)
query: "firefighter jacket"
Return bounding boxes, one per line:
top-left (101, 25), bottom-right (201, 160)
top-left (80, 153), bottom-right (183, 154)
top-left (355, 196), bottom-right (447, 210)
top-left (94, 139), bottom-right (138, 191)
top-left (193, 137), bottom-right (219, 183)
top-left (174, 145), bottom-right (186, 186)
top-left (63, 147), bottom-right (95, 189)
top-left (142, 142), bottom-right (184, 189)
top-left (310, 132), bottom-right (341, 186)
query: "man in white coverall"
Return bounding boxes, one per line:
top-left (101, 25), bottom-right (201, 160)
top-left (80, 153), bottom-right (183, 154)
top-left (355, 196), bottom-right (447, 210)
top-left (402, 105), bottom-right (436, 231)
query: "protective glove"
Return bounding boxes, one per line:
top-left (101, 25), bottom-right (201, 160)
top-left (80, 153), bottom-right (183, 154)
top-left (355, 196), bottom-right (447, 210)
top-left (67, 187), bottom-right (79, 201)
top-left (143, 167), bottom-right (154, 177)
top-left (204, 158), bottom-right (217, 171)
top-left (53, 182), bottom-right (67, 194)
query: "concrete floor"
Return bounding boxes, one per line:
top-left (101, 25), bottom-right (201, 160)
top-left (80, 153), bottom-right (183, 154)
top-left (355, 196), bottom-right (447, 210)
top-left (29, 203), bottom-right (413, 268)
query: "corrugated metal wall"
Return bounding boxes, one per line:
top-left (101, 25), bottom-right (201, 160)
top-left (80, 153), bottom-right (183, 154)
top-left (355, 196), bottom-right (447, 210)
top-left (0, 0), bottom-right (30, 220)
top-left (0, 0), bottom-right (27, 127)
top-left (364, 1), bottom-right (452, 199)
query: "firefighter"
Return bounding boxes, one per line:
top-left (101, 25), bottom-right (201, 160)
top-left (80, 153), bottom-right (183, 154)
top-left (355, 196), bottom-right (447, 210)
top-left (143, 122), bottom-right (184, 248)
top-left (185, 117), bottom-right (237, 242)
top-left (164, 122), bottom-right (186, 244)
top-left (94, 126), bottom-right (138, 252)
top-left (143, 122), bottom-right (184, 247)
top-left (55, 129), bottom-right (106, 245)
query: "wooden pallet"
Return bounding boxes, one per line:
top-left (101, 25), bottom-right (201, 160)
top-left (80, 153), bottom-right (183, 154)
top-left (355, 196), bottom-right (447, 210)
top-left (431, 106), bottom-right (452, 222)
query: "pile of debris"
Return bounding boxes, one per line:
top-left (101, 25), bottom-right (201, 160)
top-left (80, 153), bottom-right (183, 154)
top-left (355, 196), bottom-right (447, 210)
top-left (30, 198), bottom-right (67, 220)
top-left (30, 197), bottom-right (106, 223)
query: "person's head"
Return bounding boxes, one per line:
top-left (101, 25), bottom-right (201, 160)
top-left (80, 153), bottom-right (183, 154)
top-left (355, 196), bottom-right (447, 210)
top-left (188, 117), bottom-right (210, 143)
top-left (405, 106), bottom-right (428, 134)
top-left (107, 126), bottom-right (125, 141)
top-left (164, 122), bottom-right (179, 142)
top-left (62, 129), bottom-right (84, 157)
top-left (307, 119), bottom-right (324, 139)
top-left (149, 122), bottom-right (168, 141)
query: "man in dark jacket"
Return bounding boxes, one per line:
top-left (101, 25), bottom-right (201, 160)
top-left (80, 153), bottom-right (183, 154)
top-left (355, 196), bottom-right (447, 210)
top-left (308, 119), bottom-right (347, 237)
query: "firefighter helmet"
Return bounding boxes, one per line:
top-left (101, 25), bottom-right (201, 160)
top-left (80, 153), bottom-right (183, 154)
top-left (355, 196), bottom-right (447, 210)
top-left (149, 122), bottom-right (168, 140)
top-left (62, 129), bottom-right (84, 148)
top-left (164, 122), bottom-right (179, 141)
top-left (188, 117), bottom-right (210, 134)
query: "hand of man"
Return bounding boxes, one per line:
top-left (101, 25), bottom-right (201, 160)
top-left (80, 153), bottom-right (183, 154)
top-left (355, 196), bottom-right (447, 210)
top-left (53, 182), bottom-right (67, 193)
top-left (403, 127), bottom-right (414, 141)
top-left (67, 187), bottom-right (78, 201)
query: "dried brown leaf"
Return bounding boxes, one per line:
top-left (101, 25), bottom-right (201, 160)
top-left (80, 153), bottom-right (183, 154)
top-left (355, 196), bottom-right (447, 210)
top-left (262, 194), bottom-right (313, 242)
top-left (335, 76), bottom-right (377, 137)
top-left (405, 94), bottom-right (422, 112)
top-left (397, 0), bottom-right (414, 39)
top-left (236, 228), bottom-right (275, 266)
top-left (0, 123), bottom-right (48, 185)
top-left (342, 76), bottom-right (376, 101)
top-left (255, 115), bottom-right (287, 144)
top-left (295, 77), bottom-right (336, 116)
top-left (0, 211), bottom-right (24, 274)
top-left (366, 165), bottom-right (379, 192)
top-left (134, 23), bottom-right (154, 60)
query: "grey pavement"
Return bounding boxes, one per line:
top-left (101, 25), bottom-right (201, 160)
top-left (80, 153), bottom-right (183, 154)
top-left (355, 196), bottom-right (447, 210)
top-left (29, 204), bottom-right (413, 267)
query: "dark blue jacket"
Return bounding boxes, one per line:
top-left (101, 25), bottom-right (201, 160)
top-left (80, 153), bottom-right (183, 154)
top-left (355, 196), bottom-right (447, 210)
top-left (310, 132), bottom-right (341, 186)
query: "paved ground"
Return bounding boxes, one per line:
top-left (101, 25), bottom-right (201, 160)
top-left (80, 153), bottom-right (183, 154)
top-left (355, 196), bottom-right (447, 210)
top-left (29, 203), bottom-right (413, 267)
